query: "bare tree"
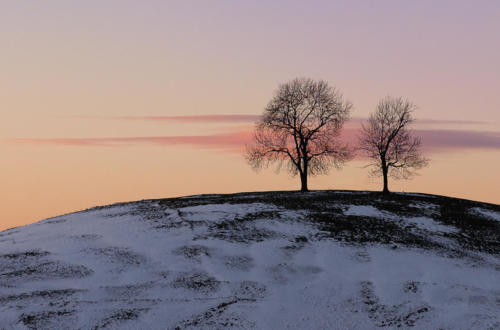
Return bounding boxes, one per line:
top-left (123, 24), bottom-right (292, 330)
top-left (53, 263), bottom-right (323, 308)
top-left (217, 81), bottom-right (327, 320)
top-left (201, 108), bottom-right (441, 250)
top-left (246, 78), bottom-right (353, 192)
top-left (359, 96), bottom-right (429, 193)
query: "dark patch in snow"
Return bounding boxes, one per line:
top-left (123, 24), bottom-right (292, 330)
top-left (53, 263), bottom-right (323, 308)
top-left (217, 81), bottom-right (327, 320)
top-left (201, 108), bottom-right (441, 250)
top-left (0, 250), bottom-right (92, 284)
top-left (0, 250), bottom-right (51, 271)
top-left (87, 246), bottom-right (146, 267)
top-left (172, 299), bottom-right (255, 330)
top-left (19, 309), bottom-right (76, 329)
top-left (0, 261), bottom-right (93, 283)
top-left (71, 234), bottom-right (102, 241)
top-left (404, 281), bottom-right (421, 294)
top-left (360, 281), bottom-right (431, 327)
top-left (315, 212), bottom-right (446, 251)
top-left (173, 245), bottom-right (211, 261)
top-left (0, 250), bottom-right (50, 259)
top-left (282, 237), bottom-right (309, 256)
top-left (294, 235), bottom-right (308, 243)
top-left (240, 190), bottom-right (500, 254)
top-left (198, 221), bottom-right (279, 243)
top-left (232, 281), bottom-right (267, 300)
top-left (438, 202), bottom-right (500, 255)
top-left (93, 308), bottom-right (149, 329)
top-left (0, 288), bottom-right (85, 303)
top-left (171, 271), bottom-right (223, 293)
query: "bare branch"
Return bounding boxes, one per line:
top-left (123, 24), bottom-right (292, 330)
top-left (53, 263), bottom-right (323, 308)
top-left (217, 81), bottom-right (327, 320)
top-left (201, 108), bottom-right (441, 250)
top-left (358, 96), bottom-right (429, 192)
top-left (246, 78), bottom-right (354, 191)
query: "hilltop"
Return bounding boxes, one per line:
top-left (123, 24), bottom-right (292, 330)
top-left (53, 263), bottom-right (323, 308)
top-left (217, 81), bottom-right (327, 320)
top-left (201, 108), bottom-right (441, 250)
top-left (1, 190), bottom-right (500, 329)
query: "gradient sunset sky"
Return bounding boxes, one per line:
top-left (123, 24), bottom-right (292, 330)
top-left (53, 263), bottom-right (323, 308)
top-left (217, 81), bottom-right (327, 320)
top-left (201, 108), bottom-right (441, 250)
top-left (1, 0), bottom-right (499, 231)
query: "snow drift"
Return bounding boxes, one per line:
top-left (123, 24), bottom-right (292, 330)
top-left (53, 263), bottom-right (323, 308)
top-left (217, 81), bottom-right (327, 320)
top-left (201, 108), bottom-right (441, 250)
top-left (1, 191), bottom-right (499, 329)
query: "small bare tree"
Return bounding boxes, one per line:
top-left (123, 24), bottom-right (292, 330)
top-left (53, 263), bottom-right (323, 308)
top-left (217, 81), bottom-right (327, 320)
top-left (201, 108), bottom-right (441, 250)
top-left (246, 78), bottom-right (353, 192)
top-left (359, 96), bottom-right (429, 193)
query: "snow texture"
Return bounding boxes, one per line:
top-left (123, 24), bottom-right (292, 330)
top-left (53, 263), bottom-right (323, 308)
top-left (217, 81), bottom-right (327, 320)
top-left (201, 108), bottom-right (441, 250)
top-left (1, 191), bottom-right (499, 329)
top-left (343, 205), bottom-right (395, 219)
top-left (471, 207), bottom-right (500, 222)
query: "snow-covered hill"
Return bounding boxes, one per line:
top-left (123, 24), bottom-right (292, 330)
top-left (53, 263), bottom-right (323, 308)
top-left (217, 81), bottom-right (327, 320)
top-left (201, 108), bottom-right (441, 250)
top-left (1, 191), bottom-right (500, 329)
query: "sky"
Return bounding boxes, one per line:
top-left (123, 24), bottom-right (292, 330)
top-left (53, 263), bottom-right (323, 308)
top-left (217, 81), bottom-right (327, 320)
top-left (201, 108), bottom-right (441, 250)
top-left (1, 0), bottom-right (499, 231)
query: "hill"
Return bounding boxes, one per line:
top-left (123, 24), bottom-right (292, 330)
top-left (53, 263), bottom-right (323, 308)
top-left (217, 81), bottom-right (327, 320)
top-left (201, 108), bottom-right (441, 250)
top-left (1, 190), bottom-right (500, 329)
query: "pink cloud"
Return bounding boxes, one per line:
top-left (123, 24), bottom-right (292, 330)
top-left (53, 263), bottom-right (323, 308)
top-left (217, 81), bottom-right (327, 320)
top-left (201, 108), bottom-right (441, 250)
top-left (416, 129), bottom-right (500, 151)
top-left (349, 117), bottom-right (488, 126)
top-left (121, 114), bottom-right (262, 123)
top-left (339, 126), bottom-right (500, 151)
top-left (8, 121), bottom-right (500, 155)
top-left (9, 131), bottom-right (254, 152)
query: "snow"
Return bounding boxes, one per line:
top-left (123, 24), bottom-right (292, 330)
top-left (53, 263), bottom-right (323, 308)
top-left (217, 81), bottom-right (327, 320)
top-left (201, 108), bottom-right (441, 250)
top-left (404, 216), bottom-right (458, 233)
top-left (343, 204), bottom-right (456, 233)
top-left (409, 202), bottom-right (439, 211)
top-left (177, 202), bottom-right (280, 223)
top-left (308, 190), bottom-right (369, 195)
top-left (343, 205), bottom-right (395, 219)
top-left (471, 207), bottom-right (500, 222)
top-left (1, 197), bottom-right (499, 329)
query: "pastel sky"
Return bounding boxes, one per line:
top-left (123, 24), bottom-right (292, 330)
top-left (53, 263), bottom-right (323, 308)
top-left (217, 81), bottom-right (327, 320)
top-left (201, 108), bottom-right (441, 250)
top-left (1, 1), bottom-right (499, 231)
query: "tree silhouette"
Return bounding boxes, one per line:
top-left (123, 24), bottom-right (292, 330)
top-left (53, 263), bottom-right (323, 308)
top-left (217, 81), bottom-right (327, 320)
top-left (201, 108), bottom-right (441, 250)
top-left (246, 78), bottom-right (353, 192)
top-left (359, 96), bottom-right (429, 193)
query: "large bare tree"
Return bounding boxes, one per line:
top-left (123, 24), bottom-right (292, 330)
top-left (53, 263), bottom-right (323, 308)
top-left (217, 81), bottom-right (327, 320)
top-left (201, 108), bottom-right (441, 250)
top-left (246, 78), bottom-right (353, 192)
top-left (359, 96), bottom-right (429, 193)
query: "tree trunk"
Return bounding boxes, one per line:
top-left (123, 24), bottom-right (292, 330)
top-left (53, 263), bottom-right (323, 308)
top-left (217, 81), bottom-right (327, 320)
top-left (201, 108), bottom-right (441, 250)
top-left (300, 158), bottom-right (309, 192)
top-left (300, 172), bottom-right (308, 192)
top-left (382, 166), bottom-right (389, 194)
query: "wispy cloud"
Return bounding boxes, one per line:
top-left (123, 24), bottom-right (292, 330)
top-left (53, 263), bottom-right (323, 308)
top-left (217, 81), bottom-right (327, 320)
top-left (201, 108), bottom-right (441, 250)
top-left (8, 127), bottom-right (500, 154)
top-left (9, 114), bottom-right (500, 154)
top-left (68, 114), bottom-right (261, 123)
top-left (417, 129), bottom-right (500, 151)
top-left (348, 117), bottom-right (489, 126)
top-left (9, 131), bottom-right (253, 152)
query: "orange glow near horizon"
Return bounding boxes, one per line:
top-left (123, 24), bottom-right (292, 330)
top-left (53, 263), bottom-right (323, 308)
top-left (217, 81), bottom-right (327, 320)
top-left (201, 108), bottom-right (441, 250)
top-left (1, 1), bottom-right (499, 231)
top-left (2, 116), bottom-right (499, 231)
